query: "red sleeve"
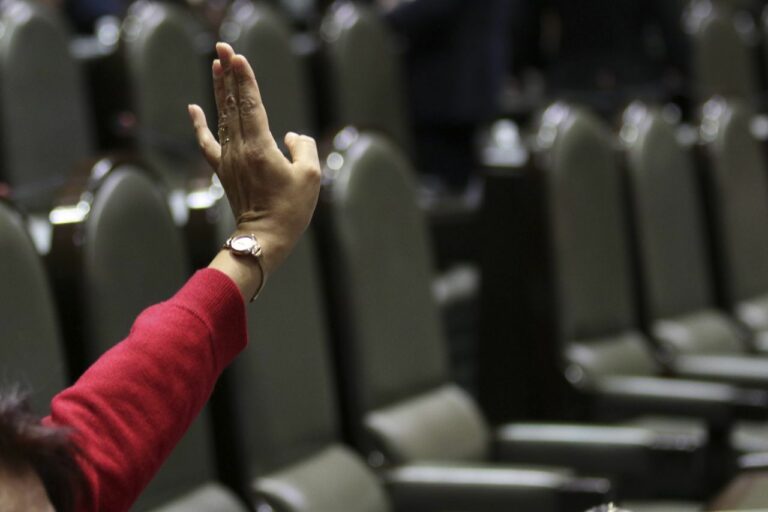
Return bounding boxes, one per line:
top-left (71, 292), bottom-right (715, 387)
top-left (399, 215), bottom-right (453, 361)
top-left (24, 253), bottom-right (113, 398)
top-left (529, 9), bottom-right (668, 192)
top-left (42, 268), bottom-right (247, 512)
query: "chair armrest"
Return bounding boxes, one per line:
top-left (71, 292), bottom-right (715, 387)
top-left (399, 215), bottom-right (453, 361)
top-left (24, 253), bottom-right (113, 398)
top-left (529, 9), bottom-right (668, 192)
top-left (588, 376), bottom-right (768, 423)
top-left (739, 451), bottom-right (768, 470)
top-left (672, 354), bottom-right (768, 388)
top-left (493, 423), bottom-right (707, 499)
top-left (383, 463), bottom-right (610, 512)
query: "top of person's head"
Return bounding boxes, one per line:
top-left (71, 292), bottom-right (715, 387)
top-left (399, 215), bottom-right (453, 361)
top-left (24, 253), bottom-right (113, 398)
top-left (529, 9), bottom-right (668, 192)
top-left (0, 387), bottom-right (81, 512)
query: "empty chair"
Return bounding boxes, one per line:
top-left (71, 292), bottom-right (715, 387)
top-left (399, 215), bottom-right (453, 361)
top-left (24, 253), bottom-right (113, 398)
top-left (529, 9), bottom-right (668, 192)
top-left (621, 103), bottom-right (745, 357)
top-left (320, 130), bottom-right (724, 508)
top-left (620, 103), bottom-right (768, 454)
top-left (700, 98), bottom-right (768, 349)
top-left (0, 200), bottom-right (68, 412)
top-left (0, 0), bottom-right (93, 213)
top-left (222, 0), bottom-right (314, 143)
top-left (221, 212), bottom-right (611, 511)
top-left (320, 1), bottom-right (410, 152)
top-left (47, 166), bottom-right (244, 511)
top-left (120, 0), bottom-right (212, 191)
top-left (686, 0), bottom-right (758, 103)
top-left (214, 229), bottom-right (391, 511)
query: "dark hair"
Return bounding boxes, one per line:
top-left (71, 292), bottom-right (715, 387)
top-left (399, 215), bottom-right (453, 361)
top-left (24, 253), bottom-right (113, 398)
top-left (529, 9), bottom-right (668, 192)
top-left (0, 387), bottom-right (83, 512)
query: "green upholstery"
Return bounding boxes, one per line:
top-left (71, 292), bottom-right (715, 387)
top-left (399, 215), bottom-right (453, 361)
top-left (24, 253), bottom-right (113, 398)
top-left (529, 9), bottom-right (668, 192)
top-left (0, 201), bottom-right (67, 412)
top-left (83, 168), bottom-right (188, 349)
top-left (321, 1), bottom-right (410, 151)
top-left (331, 134), bottom-right (449, 413)
top-left (687, 3), bottom-right (757, 102)
top-left (225, 1), bottom-right (313, 142)
top-left (623, 105), bottom-right (744, 355)
top-left (0, 0), bottom-right (92, 211)
top-left (146, 483), bottom-right (246, 512)
top-left (364, 384), bottom-right (490, 464)
top-left (540, 104), bottom-right (657, 378)
top-left (77, 167), bottom-right (231, 511)
top-left (702, 99), bottom-right (768, 339)
top-left (215, 199), bottom-right (390, 512)
top-left (122, 1), bottom-right (210, 189)
top-left (256, 445), bottom-right (389, 512)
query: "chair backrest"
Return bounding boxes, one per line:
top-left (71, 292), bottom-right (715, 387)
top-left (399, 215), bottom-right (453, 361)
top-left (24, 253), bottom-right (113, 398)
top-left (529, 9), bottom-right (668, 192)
top-left (328, 132), bottom-right (489, 463)
top-left (224, 0), bottom-right (313, 142)
top-left (622, 104), bottom-right (744, 355)
top-left (321, 1), bottom-right (410, 152)
top-left (122, 1), bottom-right (211, 189)
top-left (50, 166), bottom-right (235, 511)
top-left (537, 103), bottom-right (657, 379)
top-left (0, 0), bottom-right (93, 212)
top-left (686, 1), bottom-right (757, 102)
top-left (218, 216), bottom-right (390, 511)
top-left (701, 98), bottom-right (768, 321)
top-left (0, 201), bottom-right (67, 413)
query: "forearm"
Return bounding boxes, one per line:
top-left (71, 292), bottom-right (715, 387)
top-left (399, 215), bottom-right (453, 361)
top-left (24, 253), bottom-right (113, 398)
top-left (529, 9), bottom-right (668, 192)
top-left (43, 269), bottom-right (247, 511)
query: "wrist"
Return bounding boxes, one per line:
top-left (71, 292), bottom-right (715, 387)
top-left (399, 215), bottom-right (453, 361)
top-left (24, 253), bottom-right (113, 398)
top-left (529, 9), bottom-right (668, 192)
top-left (233, 222), bottom-right (290, 276)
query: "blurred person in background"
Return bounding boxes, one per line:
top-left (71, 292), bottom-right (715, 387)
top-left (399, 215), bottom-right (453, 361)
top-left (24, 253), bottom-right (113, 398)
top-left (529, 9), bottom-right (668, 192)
top-left (510, 0), bottom-right (690, 116)
top-left (377, 0), bottom-right (513, 194)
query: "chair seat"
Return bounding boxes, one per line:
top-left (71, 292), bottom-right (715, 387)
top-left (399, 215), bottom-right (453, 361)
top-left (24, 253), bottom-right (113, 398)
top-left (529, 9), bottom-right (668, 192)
top-left (145, 482), bottom-right (247, 512)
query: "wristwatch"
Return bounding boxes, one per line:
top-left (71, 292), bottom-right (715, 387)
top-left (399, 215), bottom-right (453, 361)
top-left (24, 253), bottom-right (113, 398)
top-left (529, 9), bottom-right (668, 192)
top-left (223, 234), bottom-right (267, 302)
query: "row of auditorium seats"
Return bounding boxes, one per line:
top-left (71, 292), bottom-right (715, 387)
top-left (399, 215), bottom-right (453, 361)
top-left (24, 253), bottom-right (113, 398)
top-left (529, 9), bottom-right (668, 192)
top-left (480, 95), bottom-right (768, 508)
top-left (4, 0), bottom-right (768, 510)
top-left (6, 119), bottom-right (737, 511)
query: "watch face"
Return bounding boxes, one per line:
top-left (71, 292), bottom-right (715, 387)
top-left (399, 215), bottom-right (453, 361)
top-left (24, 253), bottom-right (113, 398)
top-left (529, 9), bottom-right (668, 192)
top-left (231, 236), bottom-right (255, 253)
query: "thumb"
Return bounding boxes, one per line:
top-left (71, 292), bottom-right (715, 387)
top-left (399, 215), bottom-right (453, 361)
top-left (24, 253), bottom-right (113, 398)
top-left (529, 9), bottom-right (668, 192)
top-left (285, 132), bottom-right (320, 173)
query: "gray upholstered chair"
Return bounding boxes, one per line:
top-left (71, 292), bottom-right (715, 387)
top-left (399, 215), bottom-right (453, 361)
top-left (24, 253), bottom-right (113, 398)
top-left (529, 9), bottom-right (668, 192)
top-left (620, 102), bottom-right (768, 454)
top-left (221, 214), bottom-right (610, 512)
top-left (320, 1), bottom-right (410, 152)
top-left (48, 166), bottom-right (245, 511)
top-left (222, 0), bottom-right (314, 143)
top-left (0, 200), bottom-right (68, 412)
top-left (622, 103), bottom-right (744, 358)
top-left (214, 226), bottom-right (391, 512)
top-left (321, 130), bottom-right (723, 508)
top-left (686, 1), bottom-right (758, 103)
top-left (0, 0), bottom-right (93, 213)
top-left (700, 98), bottom-right (768, 350)
top-left (120, 0), bottom-right (212, 191)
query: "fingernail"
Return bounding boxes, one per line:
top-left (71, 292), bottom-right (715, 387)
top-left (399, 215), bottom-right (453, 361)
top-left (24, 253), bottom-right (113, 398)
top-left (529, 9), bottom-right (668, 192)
top-left (286, 131), bottom-right (298, 139)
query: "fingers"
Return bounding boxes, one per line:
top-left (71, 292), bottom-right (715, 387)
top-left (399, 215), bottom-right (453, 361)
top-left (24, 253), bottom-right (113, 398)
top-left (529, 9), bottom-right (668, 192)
top-left (188, 104), bottom-right (221, 169)
top-left (232, 54), bottom-right (273, 145)
top-left (216, 42), bottom-right (241, 145)
top-left (212, 59), bottom-right (226, 126)
top-left (285, 132), bottom-right (321, 176)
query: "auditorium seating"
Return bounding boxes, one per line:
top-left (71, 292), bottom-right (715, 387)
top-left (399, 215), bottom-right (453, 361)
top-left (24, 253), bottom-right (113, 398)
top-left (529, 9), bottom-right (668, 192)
top-left (119, 1), bottom-right (212, 191)
top-left (318, 130), bottom-right (724, 508)
top-left (213, 229), bottom-right (392, 511)
top-left (6, 0), bottom-right (768, 507)
top-left (0, 0), bottom-right (94, 214)
top-left (320, 0), bottom-right (410, 152)
top-left (222, 0), bottom-right (315, 142)
top-left (686, 0), bottom-right (759, 103)
top-left (0, 199), bottom-right (68, 412)
top-left (46, 165), bottom-right (243, 511)
top-left (699, 98), bottom-right (768, 349)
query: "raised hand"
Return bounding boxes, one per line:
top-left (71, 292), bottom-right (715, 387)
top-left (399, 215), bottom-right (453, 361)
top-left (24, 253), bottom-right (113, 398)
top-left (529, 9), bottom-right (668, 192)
top-left (188, 42), bottom-right (321, 278)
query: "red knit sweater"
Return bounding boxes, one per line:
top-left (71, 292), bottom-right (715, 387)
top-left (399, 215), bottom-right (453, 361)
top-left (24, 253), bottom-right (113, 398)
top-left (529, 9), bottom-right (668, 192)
top-left (43, 269), bottom-right (247, 512)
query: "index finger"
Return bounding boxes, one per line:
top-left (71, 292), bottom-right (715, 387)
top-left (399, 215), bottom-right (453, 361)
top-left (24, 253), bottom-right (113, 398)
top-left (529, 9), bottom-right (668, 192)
top-left (232, 54), bottom-right (275, 146)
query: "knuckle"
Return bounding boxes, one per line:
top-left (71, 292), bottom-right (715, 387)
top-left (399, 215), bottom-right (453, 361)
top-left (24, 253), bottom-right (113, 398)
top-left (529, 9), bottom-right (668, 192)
top-left (245, 145), bottom-right (269, 164)
top-left (301, 163), bottom-right (322, 181)
top-left (238, 97), bottom-right (257, 115)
